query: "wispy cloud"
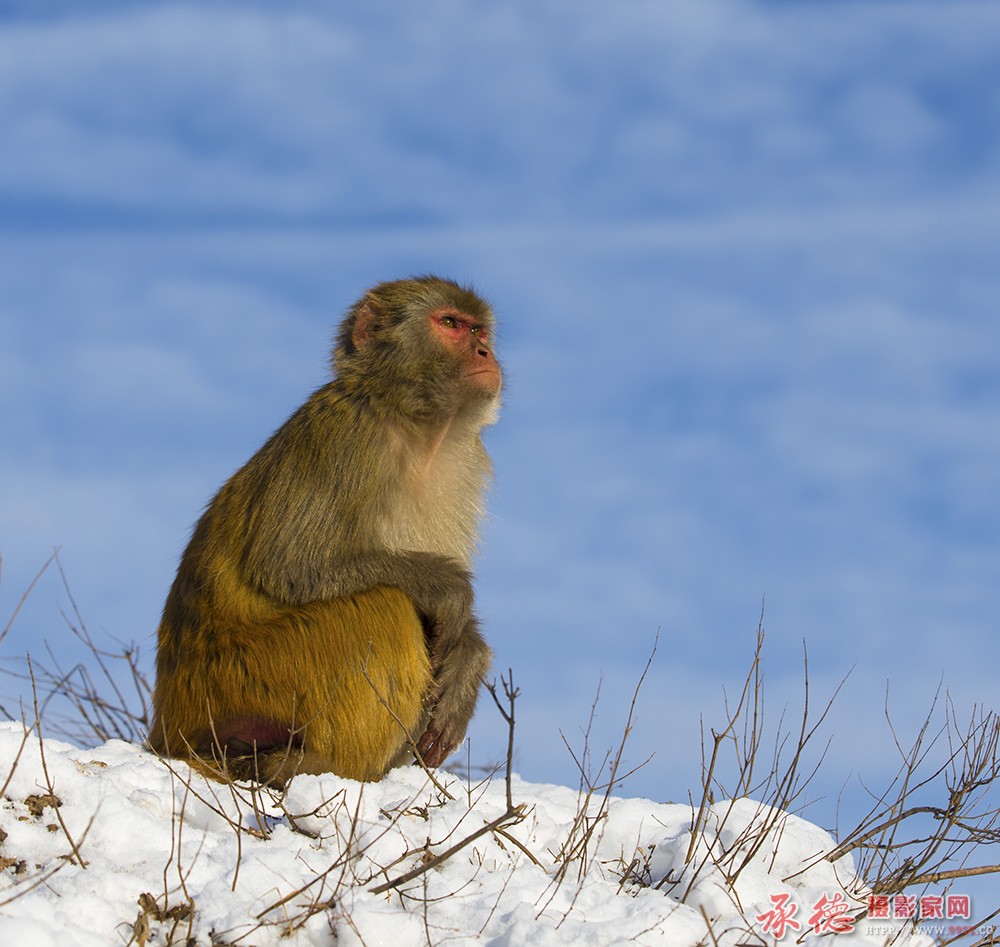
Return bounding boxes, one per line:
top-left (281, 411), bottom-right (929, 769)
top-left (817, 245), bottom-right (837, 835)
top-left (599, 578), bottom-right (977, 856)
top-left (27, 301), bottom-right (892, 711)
top-left (3, 2), bottom-right (998, 221)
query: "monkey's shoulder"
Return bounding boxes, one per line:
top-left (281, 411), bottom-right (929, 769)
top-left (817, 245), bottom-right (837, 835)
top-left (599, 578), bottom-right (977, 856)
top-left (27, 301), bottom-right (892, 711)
top-left (238, 385), bottom-right (379, 474)
top-left (275, 382), bottom-right (370, 436)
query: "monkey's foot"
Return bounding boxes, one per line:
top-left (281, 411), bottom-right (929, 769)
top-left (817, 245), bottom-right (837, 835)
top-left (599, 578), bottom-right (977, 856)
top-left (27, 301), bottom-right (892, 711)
top-left (215, 715), bottom-right (301, 755)
top-left (415, 724), bottom-right (456, 768)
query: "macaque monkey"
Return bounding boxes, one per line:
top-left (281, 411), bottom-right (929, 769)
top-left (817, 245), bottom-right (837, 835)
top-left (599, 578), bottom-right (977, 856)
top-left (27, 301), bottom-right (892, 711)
top-left (148, 275), bottom-right (501, 783)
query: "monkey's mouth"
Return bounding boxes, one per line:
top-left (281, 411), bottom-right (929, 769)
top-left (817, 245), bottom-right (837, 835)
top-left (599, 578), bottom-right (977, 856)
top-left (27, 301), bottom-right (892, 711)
top-left (466, 366), bottom-right (501, 381)
top-left (466, 370), bottom-right (501, 394)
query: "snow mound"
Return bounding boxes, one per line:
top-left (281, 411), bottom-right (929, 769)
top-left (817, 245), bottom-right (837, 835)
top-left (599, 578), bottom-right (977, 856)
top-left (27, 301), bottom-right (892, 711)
top-left (0, 722), bottom-right (930, 945)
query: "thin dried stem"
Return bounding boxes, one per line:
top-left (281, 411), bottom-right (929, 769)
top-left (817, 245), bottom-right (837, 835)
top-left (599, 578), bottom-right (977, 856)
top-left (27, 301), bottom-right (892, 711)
top-left (369, 670), bottom-right (530, 896)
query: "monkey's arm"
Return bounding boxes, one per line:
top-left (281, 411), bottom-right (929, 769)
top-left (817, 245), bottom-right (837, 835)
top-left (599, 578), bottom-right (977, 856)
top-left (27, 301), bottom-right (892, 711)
top-left (247, 540), bottom-right (490, 766)
top-left (245, 534), bottom-right (474, 631)
top-left (245, 515), bottom-right (491, 759)
top-left (235, 396), bottom-right (474, 620)
top-left (415, 615), bottom-right (492, 767)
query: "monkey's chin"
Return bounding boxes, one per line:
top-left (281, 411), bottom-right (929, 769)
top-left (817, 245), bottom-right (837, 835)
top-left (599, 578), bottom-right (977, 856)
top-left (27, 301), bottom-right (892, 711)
top-left (466, 368), bottom-right (502, 397)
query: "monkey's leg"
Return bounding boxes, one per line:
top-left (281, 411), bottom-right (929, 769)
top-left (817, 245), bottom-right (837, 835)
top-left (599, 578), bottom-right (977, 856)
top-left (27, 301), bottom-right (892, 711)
top-left (286, 585), bottom-right (433, 780)
top-left (153, 585), bottom-right (432, 783)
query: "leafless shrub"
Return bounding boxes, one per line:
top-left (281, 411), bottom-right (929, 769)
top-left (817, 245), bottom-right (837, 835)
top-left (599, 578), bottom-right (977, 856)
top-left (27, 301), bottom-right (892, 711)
top-left (119, 762), bottom-right (199, 947)
top-left (825, 693), bottom-right (1000, 893)
top-left (0, 715), bottom-right (81, 911)
top-left (535, 635), bottom-right (658, 924)
top-left (369, 670), bottom-right (531, 897)
top-left (126, 890), bottom-right (194, 947)
top-left (1, 551), bottom-right (151, 745)
top-left (667, 617), bottom-right (842, 907)
top-left (608, 615), bottom-right (1000, 943)
top-left (0, 672), bottom-right (97, 911)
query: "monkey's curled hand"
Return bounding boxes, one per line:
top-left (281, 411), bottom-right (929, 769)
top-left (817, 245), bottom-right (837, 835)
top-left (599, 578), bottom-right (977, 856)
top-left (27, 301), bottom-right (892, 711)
top-left (415, 615), bottom-right (492, 768)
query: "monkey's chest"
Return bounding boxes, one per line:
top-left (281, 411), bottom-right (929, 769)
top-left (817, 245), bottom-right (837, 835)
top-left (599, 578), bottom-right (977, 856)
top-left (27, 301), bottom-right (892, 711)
top-left (376, 463), bottom-right (483, 566)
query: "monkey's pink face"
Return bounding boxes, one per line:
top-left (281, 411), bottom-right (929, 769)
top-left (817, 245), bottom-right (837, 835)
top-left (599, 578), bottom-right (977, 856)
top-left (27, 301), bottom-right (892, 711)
top-left (429, 309), bottom-right (502, 396)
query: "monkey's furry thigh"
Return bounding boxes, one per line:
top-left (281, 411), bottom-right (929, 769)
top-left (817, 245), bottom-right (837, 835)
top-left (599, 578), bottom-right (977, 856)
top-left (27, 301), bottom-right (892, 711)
top-left (149, 586), bottom-right (432, 783)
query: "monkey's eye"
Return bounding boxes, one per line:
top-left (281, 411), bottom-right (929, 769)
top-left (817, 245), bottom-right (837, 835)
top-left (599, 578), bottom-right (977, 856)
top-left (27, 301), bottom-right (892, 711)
top-left (471, 325), bottom-right (488, 341)
top-left (440, 315), bottom-right (458, 329)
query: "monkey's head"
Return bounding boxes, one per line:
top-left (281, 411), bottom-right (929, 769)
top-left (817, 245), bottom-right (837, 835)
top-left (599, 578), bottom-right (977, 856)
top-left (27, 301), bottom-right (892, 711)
top-left (333, 275), bottom-right (502, 425)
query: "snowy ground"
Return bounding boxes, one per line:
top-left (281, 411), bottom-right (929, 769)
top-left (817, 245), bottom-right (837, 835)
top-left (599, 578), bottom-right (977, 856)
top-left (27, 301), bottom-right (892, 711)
top-left (0, 721), bottom-right (948, 947)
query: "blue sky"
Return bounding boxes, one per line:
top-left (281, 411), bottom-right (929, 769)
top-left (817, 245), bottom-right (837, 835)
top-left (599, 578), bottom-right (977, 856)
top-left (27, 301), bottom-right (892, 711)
top-left (2, 0), bottom-right (999, 839)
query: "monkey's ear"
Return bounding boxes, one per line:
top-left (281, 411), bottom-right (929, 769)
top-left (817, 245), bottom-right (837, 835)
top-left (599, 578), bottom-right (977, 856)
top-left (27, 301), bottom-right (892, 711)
top-left (351, 299), bottom-right (382, 350)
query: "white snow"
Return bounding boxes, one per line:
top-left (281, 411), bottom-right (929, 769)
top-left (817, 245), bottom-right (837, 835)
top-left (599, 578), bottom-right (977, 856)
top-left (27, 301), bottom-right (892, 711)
top-left (0, 721), bottom-right (934, 946)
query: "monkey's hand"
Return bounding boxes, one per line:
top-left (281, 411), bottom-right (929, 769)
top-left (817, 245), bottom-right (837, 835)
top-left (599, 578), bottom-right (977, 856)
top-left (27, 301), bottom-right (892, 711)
top-left (415, 616), bottom-right (492, 768)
